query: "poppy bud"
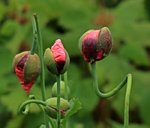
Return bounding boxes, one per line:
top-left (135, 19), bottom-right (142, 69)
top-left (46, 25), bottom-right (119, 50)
top-left (44, 39), bottom-right (70, 75)
top-left (12, 51), bottom-right (40, 93)
top-left (79, 27), bottom-right (112, 63)
top-left (52, 81), bottom-right (70, 98)
top-left (45, 97), bottom-right (70, 119)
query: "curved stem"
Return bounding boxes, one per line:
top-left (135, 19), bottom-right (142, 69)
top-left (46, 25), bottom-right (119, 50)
top-left (33, 13), bottom-right (46, 101)
top-left (57, 74), bottom-right (61, 128)
top-left (91, 62), bottom-right (132, 128)
top-left (18, 99), bottom-right (46, 114)
top-left (91, 62), bottom-right (128, 98)
top-left (124, 74), bottom-right (132, 128)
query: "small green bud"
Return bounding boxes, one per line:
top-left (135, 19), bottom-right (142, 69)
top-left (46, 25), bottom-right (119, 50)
top-left (52, 81), bottom-right (70, 98)
top-left (45, 97), bottom-right (70, 119)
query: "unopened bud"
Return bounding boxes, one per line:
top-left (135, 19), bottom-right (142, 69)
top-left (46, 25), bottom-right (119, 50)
top-left (45, 97), bottom-right (70, 119)
top-left (79, 27), bottom-right (112, 63)
top-left (52, 81), bottom-right (70, 98)
top-left (44, 39), bottom-right (70, 75)
top-left (12, 51), bottom-right (40, 93)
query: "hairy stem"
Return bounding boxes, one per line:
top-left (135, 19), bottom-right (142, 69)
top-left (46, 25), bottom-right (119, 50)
top-left (57, 74), bottom-right (61, 128)
top-left (64, 72), bottom-right (68, 100)
top-left (33, 13), bottom-right (46, 101)
top-left (30, 17), bottom-right (37, 55)
top-left (18, 99), bottom-right (46, 114)
top-left (91, 62), bottom-right (132, 127)
top-left (91, 62), bottom-right (128, 98)
top-left (124, 74), bottom-right (132, 128)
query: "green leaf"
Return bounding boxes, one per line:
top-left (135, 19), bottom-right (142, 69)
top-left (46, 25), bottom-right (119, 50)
top-left (110, 0), bottom-right (150, 60)
top-left (0, 2), bottom-right (6, 20)
top-left (119, 43), bottom-right (149, 66)
top-left (111, 121), bottom-right (149, 128)
top-left (0, 87), bottom-right (27, 115)
top-left (39, 124), bottom-right (46, 128)
top-left (139, 86), bottom-right (150, 126)
top-left (0, 49), bottom-right (19, 95)
top-left (64, 98), bottom-right (82, 119)
top-left (6, 115), bottom-right (24, 128)
top-left (0, 20), bottom-right (17, 38)
top-left (5, 24), bottom-right (31, 54)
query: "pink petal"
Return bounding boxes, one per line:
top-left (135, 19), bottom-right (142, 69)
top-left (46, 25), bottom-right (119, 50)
top-left (51, 39), bottom-right (66, 72)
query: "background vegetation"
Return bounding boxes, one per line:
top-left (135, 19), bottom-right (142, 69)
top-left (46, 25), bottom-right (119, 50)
top-left (0, 0), bottom-right (150, 127)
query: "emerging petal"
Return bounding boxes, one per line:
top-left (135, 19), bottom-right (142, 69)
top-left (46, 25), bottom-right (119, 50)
top-left (51, 39), bottom-right (66, 73)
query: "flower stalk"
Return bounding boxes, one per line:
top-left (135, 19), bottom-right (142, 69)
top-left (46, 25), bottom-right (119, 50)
top-left (64, 72), bottom-right (68, 100)
top-left (18, 99), bottom-right (46, 114)
top-left (30, 16), bottom-right (37, 55)
top-left (57, 74), bottom-right (61, 128)
top-left (124, 74), bottom-right (132, 128)
top-left (91, 62), bottom-right (132, 128)
top-left (91, 62), bottom-right (128, 98)
top-left (33, 13), bottom-right (46, 101)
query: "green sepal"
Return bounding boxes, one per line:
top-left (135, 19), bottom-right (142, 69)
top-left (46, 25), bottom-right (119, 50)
top-left (24, 53), bottom-right (41, 83)
top-left (98, 27), bottom-right (112, 57)
top-left (44, 48), bottom-right (58, 75)
top-left (12, 51), bottom-right (29, 72)
top-left (60, 50), bottom-right (70, 74)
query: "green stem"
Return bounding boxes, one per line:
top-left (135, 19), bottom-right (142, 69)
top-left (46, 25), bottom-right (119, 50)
top-left (124, 74), bottom-right (132, 128)
top-left (57, 74), bottom-right (61, 128)
top-left (18, 99), bottom-right (46, 114)
top-left (30, 17), bottom-right (37, 55)
top-left (33, 13), bottom-right (46, 101)
top-left (91, 62), bottom-right (128, 98)
top-left (64, 72), bottom-right (68, 100)
top-left (64, 72), bottom-right (69, 128)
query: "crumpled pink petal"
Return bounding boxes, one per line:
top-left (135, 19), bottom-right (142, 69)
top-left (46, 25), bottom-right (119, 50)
top-left (51, 39), bottom-right (66, 73)
top-left (15, 54), bottom-right (34, 93)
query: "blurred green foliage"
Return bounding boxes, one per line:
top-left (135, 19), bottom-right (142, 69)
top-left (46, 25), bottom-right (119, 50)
top-left (0, 0), bottom-right (150, 128)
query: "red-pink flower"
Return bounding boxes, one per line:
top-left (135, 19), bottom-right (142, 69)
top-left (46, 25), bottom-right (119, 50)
top-left (13, 51), bottom-right (40, 93)
top-left (79, 27), bottom-right (112, 63)
top-left (44, 39), bottom-right (70, 75)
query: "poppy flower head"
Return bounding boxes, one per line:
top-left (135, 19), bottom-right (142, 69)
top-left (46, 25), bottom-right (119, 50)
top-left (79, 27), bottom-right (112, 63)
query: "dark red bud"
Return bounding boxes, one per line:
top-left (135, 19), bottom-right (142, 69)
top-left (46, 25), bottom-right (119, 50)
top-left (79, 27), bottom-right (112, 63)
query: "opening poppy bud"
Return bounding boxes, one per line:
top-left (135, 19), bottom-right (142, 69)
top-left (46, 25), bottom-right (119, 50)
top-left (44, 39), bottom-right (70, 75)
top-left (52, 81), bottom-right (70, 98)
top-left (12, 51), bottom-right (40, 93)
top-left (79, 27), bottom-right (112, 63)
top-left (45, 97), bottom-right (70, 119)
